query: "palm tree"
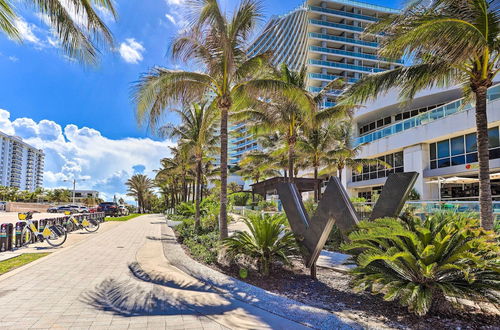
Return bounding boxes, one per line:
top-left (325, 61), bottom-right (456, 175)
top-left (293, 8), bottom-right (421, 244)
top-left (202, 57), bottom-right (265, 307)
top-left (0, 0), bottom-right (116, 64)
top-left (297, 124), bottom-right (335, 201)
top-left (237, 63), bottom-right (348, 183)
top-left (126, 174), bottom-right (154, 213)
top-left (133, 0), bottom-right (309, 239)
top-left (342, 0), bottom-right (499, 229)
top-left (161, 103), bottom-right (218, 229)
top-left (238, 151), bottom-right (280, 184)
top-left (323, 121), bottom-right (389, 182)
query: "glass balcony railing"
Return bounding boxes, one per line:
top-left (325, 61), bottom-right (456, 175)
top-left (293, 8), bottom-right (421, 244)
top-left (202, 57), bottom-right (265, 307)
top-left (307, 86), bottom-right (343, 95)
top-left (354, 84), bottom-right (500, 146)
top-left (308, 72), bottom-right (359, 83)
top-left (309, 59), bottom-right (384, 73)
top-left (309, 19), bottom-right (364, 33)
top-left (324, 102), bottom-right (336, 107)
top-left (309, 32), bottom-right (378, 48)
top-left (309, 5), bottom-right (379, 22)
top-left (309, 45), bottom-right (403, 64)
top-left (327, 0), bottom-right (399, 14)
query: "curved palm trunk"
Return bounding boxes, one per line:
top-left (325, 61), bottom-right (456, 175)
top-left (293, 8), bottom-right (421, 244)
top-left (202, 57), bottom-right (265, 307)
top-left (219, 105), bottom-right (229, 239)
top-left (475, 87), bottom-right (493, 230)
top-left (194, 159), bottom-right (202, 230)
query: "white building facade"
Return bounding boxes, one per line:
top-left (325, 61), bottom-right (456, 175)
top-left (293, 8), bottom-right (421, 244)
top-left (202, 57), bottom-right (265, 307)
top-left (0, 132), bottom-right (44, 191)
top-left (345, 84), bottom-right (500, 201)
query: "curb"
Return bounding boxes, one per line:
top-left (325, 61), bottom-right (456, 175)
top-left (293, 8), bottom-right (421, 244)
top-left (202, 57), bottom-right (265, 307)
top-left (160, 218), bottom-right (361, 330)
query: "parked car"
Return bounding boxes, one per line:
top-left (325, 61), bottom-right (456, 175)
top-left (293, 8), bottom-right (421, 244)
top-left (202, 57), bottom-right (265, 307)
top-left (97, 202), bottom-right (120, 216)
top-left (47, 205), bottom-right (80, 214)
top-left (118, 205), bottom-right (129, 216)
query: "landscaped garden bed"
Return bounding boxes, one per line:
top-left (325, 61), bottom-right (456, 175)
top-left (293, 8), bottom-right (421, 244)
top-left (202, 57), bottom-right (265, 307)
top-left (170, 205), bottom-right (500, 329)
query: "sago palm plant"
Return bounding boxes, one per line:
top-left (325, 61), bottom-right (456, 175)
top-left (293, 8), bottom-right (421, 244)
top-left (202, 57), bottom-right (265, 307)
top-left (342, 0), bottom-right (500, 229)
top-left (342, 212), bottom-right (500, 316)
top-left (222, 213), bottom-right (298, 276)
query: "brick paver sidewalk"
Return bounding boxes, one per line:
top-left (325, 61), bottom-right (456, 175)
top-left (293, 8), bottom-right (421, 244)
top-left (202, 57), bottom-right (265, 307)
top-left (0, 215), bottom-right (308, 329)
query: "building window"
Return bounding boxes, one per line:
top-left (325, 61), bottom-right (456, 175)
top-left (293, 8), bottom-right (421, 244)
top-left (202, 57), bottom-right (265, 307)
top-left (352, 151), bottom-right (404, 182)
top-left (430, 127), bottom-right (500, 169)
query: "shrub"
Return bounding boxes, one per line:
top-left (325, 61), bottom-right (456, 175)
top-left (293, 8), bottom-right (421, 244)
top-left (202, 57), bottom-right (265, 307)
top-left (222, 213), bottom-right (298, 276)
top-left (229, 192), bottom-right (252, 206)
top-left (175, 202), bottom-right (195, 217)
top-left (342, 212), bottom-right (500, 316)
top-left (257, 200), bottom-right (277, 211)
top-left (184, 231), bottom-right (219, 264)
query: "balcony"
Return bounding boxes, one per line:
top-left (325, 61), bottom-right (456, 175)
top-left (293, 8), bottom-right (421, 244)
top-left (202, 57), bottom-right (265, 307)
top-left (307, 86), bottom-right (343, 96)
top-left (309, 59), bottom-right (384, 73)
top-left (309, 5), bottom-right (379, 22)
top-left (353, 84), bottom-right (500, 146)
top-left (309, 45), bottom-right (403, 64)
top-left (308, 72), bottom-right (359, 83)
top-left (309, 32), bottom-right (378, 48)
top-left (309, 19), bottom-right (364, 33)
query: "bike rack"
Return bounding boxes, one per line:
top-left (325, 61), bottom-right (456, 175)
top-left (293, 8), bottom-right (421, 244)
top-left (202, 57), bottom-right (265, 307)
top-left (0, 212), bottom-right (105, 251)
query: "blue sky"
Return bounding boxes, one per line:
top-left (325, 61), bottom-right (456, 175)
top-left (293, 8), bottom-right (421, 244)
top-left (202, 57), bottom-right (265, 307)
top-left (0, 0), bottom-right (402, 202)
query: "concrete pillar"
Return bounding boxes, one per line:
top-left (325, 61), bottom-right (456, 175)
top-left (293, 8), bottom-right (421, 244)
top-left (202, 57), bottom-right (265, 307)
top-left (321, 68), bottom-right (327, 74)
top-left (321, 15), bottom-right (326, 21)
top-left (403, 144), bottom-right (437, 200)
top-left (321, 28), bottom-right (326, 34)
top-left (321, 1), bottom-right (327, 8)
top-left (321, 54), bottom-right (327, 61)
top-left (321, 41), bottom-right (327, 47)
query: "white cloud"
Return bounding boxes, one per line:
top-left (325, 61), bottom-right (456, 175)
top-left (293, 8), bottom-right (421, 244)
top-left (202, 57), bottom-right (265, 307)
top-left (8, 56), bottom-right (18, 62)
top-left (165, 14), bottom-right (177, 25)
top-left (14, 18), bottom-right (41, 45)
top-left (118, 38), bottom-right (145, 64)
top-left (165, 0), bottom-right (185, 4)
top-left (0, 109), bottom-right (175, 203)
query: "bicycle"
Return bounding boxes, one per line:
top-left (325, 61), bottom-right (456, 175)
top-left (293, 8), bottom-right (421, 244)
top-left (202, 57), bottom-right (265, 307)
top-left (18, 211), bottom-right (67, 247)
top-left (64, 211), bottom-right (100, 233)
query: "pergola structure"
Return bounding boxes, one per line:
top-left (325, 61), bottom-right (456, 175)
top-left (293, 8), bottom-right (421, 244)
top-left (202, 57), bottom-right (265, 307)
top-left (251, 177), bottom-right (323, 198)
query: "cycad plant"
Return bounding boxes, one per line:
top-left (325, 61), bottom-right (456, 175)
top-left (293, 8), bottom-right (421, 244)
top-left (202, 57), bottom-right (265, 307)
top-left (222, 213), bottom-right (298, 276)
top-left (342, 212), bottom-right (500, 316)
top-left (0, 0), bottom-right (116, 64)
top-left (342, 0), bottom-right (500, 229)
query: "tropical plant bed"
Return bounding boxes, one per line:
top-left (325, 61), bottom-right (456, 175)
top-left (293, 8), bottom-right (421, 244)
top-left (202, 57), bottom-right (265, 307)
top-left (172, 217), bottom-right (499, 330)
top-left (199, 257), bottom-right (499, 329)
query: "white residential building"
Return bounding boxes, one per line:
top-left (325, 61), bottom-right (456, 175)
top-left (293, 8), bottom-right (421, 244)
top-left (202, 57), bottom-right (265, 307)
top-left (0, 132), bottom-right (44, 191)
top-left (344, 83), bottom-right (500, 201)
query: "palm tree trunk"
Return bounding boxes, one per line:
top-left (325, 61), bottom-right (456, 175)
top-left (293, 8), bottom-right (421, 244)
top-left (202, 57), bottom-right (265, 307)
top-left (338, 166), bottom-right (343, 183)
top-left (219, 104), bottom-right (229, 239)
top-left (195, 160), bottom-right (202, 230)
top-left (475, 86), bottom-right (494, 230)
top-left (314, 166), bottom-right (319, 202)
top-left (288, 136), bottom-right (295, 183)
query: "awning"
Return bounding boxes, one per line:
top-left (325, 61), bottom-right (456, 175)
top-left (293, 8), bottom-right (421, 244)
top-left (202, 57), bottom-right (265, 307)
top-left (427, 176), bottom-right (479, 184)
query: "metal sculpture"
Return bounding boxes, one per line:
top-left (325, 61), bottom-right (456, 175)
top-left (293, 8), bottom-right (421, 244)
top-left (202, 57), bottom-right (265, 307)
top-left (277, 172), bottom-right (418, 275)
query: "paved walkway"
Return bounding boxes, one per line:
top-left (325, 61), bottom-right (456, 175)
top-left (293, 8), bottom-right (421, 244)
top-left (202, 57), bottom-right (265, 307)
top-left (0, 215), bottom-right (310, 329)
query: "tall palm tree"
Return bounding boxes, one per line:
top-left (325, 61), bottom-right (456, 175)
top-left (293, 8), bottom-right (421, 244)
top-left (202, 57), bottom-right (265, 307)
top-left (0, 0), bottom-right (116, 64)
top-left (236, 63), bottom-right (349, 183)
top-left (134, 0), bottom-right (309, 239)
top-left (323, 121), bottom-right (389, 182)
top-left (297, 124), bottom-right (335, 201)
top-left (161, 103), bottom-right (218, 229)
top-left (342, 0), bottom-right (499, 229)
top-left (126, 174), bottom-right (154, 213)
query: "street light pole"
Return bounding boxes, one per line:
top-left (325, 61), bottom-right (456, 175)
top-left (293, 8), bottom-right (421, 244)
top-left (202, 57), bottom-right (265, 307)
top-left (64, 178), bottom-right (86, 204)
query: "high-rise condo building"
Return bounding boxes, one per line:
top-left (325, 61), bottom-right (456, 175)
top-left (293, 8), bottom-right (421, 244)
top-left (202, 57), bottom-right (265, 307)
top-left (230, 0), bottom-right (402, 166)
top-left (0, 131), bottom-right (44, 191)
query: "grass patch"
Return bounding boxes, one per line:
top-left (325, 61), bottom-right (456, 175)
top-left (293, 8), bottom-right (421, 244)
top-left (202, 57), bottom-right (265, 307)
top-left (0, 253), bottom-right (51, 275)
top-left (105, 213), bottom-right (141, 222)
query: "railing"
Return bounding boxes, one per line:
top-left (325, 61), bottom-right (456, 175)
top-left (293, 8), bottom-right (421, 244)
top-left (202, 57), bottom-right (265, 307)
top-left (307, 86), bottom-right (343, 95)
top-left (308, 72), bottom-right (359, 83)
top-left (309, 19), bottom-right (364, 33)
top-left (309, 59), bottom-right (384, 73)
top-left (309, 32), bottom-right (378, 48)
top-left (353, 84), bottom-right (500, 146)
top-left (309, 5), bottom-right (379, 22)
top-left (309, 45), bottom-right (402, 64)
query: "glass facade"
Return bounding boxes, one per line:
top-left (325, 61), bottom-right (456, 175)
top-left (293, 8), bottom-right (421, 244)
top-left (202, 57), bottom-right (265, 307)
top-left (429, 127), bottom-right (500, 169)
top-left (352, 151), bottom-right (404, 182)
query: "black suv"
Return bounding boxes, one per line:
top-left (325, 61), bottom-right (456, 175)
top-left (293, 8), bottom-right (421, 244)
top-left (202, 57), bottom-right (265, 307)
top-left (97, 202), bottom-right (120, 216)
